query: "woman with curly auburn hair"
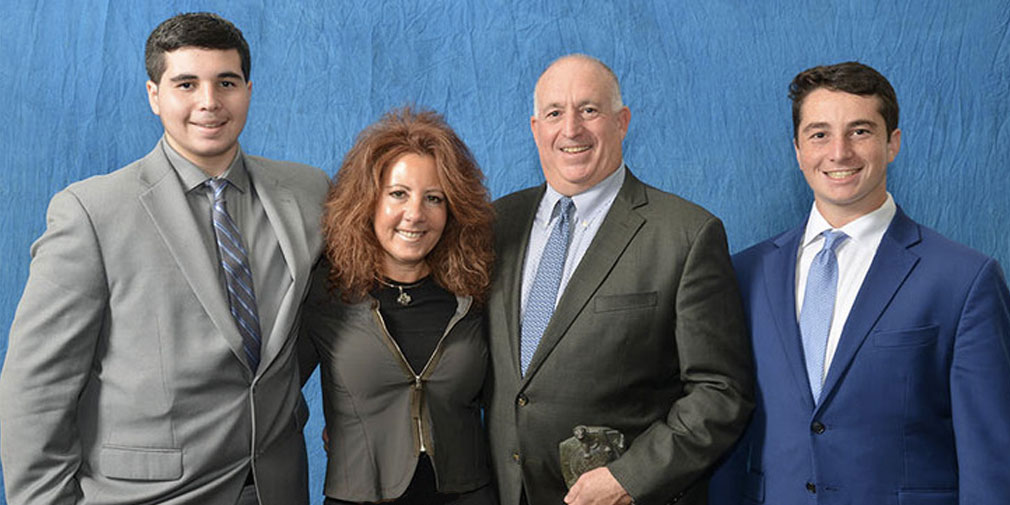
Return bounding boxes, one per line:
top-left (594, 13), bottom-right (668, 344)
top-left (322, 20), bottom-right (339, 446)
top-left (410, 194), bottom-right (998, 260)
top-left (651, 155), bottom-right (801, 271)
top-left (302, 106), bottom-right (497, 505)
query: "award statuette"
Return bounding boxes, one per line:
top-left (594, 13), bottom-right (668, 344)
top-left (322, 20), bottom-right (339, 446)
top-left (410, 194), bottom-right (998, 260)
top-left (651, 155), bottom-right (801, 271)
top-left (558, 425), bottom-right (626, 488)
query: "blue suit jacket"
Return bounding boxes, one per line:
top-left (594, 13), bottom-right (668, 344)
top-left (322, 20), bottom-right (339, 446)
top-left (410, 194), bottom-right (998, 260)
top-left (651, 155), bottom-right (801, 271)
top-left (710, 207), bottom-right (1010, 505)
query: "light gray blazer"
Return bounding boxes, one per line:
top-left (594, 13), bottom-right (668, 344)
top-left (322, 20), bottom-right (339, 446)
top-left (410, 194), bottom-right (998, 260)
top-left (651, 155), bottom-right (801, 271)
top-left (0, 141), bottom-right (328, 505)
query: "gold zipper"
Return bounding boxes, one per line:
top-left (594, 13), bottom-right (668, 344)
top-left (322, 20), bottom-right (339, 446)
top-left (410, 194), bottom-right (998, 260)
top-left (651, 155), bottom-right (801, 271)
top-left (371, 296), bottom-right (472, 456)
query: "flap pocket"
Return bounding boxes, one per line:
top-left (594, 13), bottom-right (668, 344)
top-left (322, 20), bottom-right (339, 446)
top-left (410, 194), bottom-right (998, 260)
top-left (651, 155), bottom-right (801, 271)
top-left (897, 489), bottom-right (957, 505)
top-left (594, 291), bottom-right (658, 313)
top-left (872, 325), bottom-right (939, 348)
top-left (99, 445), bottom-right (183, 481)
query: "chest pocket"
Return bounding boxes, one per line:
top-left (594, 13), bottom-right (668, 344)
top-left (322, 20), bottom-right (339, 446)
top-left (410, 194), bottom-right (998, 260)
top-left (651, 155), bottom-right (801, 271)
top-left (872, 325), bottom-right (938, 348)
top-left (594, 291), bottom-right (658, 313)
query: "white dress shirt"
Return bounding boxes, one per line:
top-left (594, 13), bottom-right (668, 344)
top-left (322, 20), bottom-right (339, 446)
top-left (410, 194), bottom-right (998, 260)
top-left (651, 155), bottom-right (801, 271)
top-left (795, 193), bottom-right (897, 381)
top-left (520, 165), bottom-right (626, 317)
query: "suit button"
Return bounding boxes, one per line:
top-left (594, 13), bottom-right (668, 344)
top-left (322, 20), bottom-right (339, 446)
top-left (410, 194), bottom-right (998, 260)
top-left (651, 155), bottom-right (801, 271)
top-left (806, 482), bottom-right (816, 493)
top-left (811, 421), bottom-right (826, 434)
top-left (511, 451), bottom-right (520, 462)
top-left (517, 395), bottom-right (528, 406)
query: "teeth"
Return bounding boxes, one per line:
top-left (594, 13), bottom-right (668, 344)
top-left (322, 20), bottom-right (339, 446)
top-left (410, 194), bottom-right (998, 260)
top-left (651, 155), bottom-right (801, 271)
top-left (561, 146), bottom-right (590, 154)
top-left (397, 230), bottom-right (423, 239)
top-left (196, 121), bottom-right (224, 128)
top-left (826, 169), bottom-right (859, 179)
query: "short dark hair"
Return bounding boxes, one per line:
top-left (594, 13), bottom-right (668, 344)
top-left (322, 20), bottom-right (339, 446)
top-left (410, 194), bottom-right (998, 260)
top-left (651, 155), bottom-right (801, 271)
top-left (789, 61), bottom-right (899, 140)
top-left (145, 12), bottom-right (250, 83)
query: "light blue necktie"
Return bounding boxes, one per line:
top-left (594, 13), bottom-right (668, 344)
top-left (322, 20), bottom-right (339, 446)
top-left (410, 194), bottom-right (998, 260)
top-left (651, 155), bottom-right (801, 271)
top-left (799, 230), bottom-right (848, 403)
top-left (207, 178), bottom-right (262, 371)
top-left (520, 197), bottom-right (574, 376)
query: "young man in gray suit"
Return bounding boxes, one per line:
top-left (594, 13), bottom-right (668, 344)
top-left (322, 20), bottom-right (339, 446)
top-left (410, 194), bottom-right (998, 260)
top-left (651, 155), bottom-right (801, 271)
top-left (0, 13), bottom-right (327, 505)
top-left (485, 54), bottom-right (754, 505)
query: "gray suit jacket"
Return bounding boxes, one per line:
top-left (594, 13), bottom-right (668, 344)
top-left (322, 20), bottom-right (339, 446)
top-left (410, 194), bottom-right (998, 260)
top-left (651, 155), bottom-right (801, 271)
top-left (0, 142), bottom-right (328, 504)
top-left (485, 171), bottom-right (753, 505)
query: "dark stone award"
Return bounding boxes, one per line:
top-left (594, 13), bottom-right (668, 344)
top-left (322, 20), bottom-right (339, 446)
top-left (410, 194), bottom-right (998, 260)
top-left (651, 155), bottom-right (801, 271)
top-left (558, 425), bottom-right (626, 488)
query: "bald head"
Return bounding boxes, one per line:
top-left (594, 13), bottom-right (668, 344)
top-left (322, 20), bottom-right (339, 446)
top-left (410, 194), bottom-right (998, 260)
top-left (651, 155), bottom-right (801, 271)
top-left (533, 54), bottom-right (624, 116)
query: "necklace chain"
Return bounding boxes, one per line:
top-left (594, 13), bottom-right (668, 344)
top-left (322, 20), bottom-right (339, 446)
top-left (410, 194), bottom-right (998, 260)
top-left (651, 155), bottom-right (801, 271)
top-left (377, 277), bottom-right (426, 306)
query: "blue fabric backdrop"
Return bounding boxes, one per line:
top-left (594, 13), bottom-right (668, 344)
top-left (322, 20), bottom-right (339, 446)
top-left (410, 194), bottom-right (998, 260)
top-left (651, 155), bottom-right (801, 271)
top-left (1, 0), bottom-right (1008, 502)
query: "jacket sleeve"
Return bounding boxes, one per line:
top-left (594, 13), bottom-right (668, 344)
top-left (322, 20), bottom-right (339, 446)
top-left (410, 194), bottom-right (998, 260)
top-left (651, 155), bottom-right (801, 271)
top-left (951, 258), bottom-right (1010, 505)
top-left (0, 189), bottom-right (108, 505)
top-left (608, 217), bottom-right (755, 504)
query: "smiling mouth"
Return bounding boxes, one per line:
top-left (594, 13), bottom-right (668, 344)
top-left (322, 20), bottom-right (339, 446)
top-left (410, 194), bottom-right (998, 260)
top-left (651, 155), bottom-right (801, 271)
top-left (396, 230), bottom-right (425, 240)
top-left (560, 145), bottom-right (591, 154)
top-left (193, 120), bottom-right (227, 129)
top-left (825, 168), bottom-right (860, 179)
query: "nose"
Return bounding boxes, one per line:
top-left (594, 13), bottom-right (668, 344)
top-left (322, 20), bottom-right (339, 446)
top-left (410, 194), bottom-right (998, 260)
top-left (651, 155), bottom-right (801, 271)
top-left (403, 196), bottom-right (426, 222)
top-left (830, 136), bottom-right (853, 161)
top-left (198, 85), bottom-right (221, 111)
top-left (562, 112), bottom-right (583, 137)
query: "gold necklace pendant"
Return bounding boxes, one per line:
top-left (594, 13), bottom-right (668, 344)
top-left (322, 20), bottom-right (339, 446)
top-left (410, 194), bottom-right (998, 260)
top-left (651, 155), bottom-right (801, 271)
top-left (396, 288), bottom-right (412, 306)
top-left (377, 277), bottom-right (425, 306)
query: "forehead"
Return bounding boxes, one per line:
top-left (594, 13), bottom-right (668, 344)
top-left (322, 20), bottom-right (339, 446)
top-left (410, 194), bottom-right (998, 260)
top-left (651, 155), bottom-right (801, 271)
top-left (535, 59), bottom-right (614, 108)
top-left (160, 47), bottom-right (244, 79)
top-left (799, 88), bottom-right (884, 126)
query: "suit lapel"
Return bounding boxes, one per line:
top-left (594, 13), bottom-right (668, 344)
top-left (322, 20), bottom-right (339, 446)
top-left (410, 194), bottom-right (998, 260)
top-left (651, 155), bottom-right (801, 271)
top-left (497, 187), bottom-right (543, 379)
top-left (521, 174), bottom-right (646, 385)
top-left (246, 158), bottom-right (310, 372)
top-left (817, 208), bottom-right (921, 411)
top-left (764, 225), bottom-right (817, 410)
top-left (136, 146), bottom-right (252, 375)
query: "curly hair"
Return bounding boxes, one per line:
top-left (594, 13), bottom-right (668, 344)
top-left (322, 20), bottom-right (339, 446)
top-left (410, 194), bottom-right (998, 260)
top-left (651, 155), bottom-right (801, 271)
top-left (322, 107), bottom-right (494, 304)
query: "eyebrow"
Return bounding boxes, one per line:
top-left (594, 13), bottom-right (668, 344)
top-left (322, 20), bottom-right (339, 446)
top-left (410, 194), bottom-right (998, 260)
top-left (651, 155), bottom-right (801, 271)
top-left (168, 71), bottom-right (244, 82)
top-left (801, 119), bottom-right (879, 133)
top-left (539, 99), bottom-right (600, 112)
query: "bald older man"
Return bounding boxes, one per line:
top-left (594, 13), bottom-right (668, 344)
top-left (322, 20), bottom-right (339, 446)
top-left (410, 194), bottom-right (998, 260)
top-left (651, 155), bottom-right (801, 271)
top-left (484, 54), bottom-right (753, 505)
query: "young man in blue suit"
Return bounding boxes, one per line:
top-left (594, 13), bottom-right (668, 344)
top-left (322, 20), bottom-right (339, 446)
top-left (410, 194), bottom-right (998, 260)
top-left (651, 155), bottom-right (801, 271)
top-left (710, 62), bottom-right (1010, 504)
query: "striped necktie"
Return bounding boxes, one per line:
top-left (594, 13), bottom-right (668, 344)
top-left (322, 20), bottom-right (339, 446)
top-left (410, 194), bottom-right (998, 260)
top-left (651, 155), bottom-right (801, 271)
top-left (520, 196), bottom-right (574, 376)
top-left (206, 178), bottom-right (262, 371)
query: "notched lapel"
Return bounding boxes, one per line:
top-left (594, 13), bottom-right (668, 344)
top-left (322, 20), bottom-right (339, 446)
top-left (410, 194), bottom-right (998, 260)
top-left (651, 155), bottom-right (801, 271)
top-left (137, 150), bottom-right (252, 376)
top-left (521, 175), bottom-right (646, 385)
top-left (764, 226), bottom-right (816, 409)
top-left (496, 187), bottom-right (543, 379)
top-left (817, 209), bottom-right (921, 410)
top-left (246, 159), bottom-right (311, 373)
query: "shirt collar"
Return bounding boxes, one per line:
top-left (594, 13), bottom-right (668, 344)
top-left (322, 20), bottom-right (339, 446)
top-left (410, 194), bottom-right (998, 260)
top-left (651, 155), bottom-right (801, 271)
top-left (161, 136), bottom-right (249, 194)
top-left (802, 192), bottom-right (897, 248)
top-left (537, 163), bottom-right (627, 227)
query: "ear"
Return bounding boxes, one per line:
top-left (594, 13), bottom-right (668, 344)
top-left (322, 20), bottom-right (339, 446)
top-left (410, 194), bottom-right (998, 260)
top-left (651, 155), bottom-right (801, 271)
top-left (616, 106), bottom-right (631, 138)
top-left (794, 138), bottom-right (802, 168)
top-left (146, 80), bottom-right (160, 116)
top-left (886, 128), bottom-right (901, 163)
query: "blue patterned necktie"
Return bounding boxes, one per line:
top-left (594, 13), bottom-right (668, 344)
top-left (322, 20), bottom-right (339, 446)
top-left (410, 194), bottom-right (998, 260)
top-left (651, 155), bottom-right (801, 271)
top-left (520, 197), bottom-right (575, 376)
top-left (799, 229), bottom-right (848, 403)
top-left (207, 178), bottom-right (262, 371)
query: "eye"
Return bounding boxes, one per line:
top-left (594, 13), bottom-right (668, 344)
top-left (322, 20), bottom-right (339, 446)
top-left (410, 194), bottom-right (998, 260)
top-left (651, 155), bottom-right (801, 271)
top-left (852, 128), bottom-right (870, 136)
top-left (809, 132), bottom-right (826, 140)
top-left (581, 106), bottom-right (599, 117)
top-left (177, 82), bottom-right (193, 90)
top-left (389, 190), bottom-right (407, 199)
top-left (425, 194), bottom-right (445, 204)
top-left (220, 80), bottom-right (236, 88)
top-left (545, 110), bottom-right (561, 119)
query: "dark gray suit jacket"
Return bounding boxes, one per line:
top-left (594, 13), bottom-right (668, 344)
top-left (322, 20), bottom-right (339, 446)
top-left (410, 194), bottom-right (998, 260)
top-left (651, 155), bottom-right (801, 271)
top-left (485, 171), bottom-right (753, 505)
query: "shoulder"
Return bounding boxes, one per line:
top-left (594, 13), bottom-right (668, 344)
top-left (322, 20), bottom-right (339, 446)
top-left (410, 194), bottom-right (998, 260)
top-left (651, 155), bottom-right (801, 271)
top-left (493, 185), bottom-right (542, 214)
top-left (246, 155), bottom-right (329, 200)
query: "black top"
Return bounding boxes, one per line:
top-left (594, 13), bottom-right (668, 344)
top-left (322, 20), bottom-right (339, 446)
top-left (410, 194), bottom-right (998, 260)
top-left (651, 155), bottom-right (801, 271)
top-left (372, 277), bottom-right (456, 373)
